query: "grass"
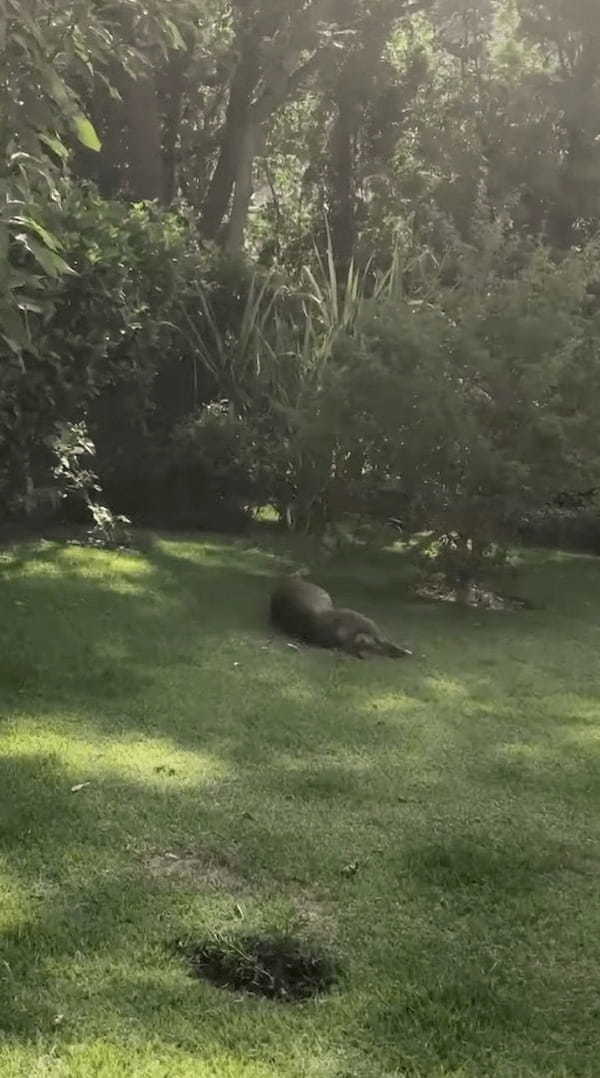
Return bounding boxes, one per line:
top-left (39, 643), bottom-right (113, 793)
top-left (1, 532), bottom-right (600, 1077)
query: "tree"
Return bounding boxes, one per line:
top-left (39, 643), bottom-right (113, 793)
top-left (199, 0), bottom-right (337, 253)
top-left (517, 0), bottom-right (600, 246)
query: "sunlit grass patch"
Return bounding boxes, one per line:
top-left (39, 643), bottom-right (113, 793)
top-left (0, 725), bottom-right (229, 788)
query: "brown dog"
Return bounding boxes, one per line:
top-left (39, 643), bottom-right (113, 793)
top-left (270, 576), bottom-right (412, 659)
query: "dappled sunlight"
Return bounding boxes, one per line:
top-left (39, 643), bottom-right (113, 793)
top-left (542, 549), bottom-right (600, 565)
top-left (561, 723), bottom-right (600, 748)
top-left (421, 675), bottom-right (473, 701)
top-left (102, 575), bottom-right (155, 596)
top-left (542, 694), bottom-right (600, 727)
top-left (153, 536), bottom-right (231, 561)
top-left (1, 725), bottom-right (229, 789)
top-left (2, 557), bottom-right (68, 580)
top-left (54, 546), bottom-right (152, 578)
top-left (2, 543), bottom-right (153, 579)
top-left (0, 1034), bottom-right (289, 1078)
top-left (496, 741), bottom-right (564, 767)
top-left (495, 721), bottom-right (600, 765)
top-left (152, 536), bottom-right (277, 577)
top-left (361, 690), bottom-right (421, 714)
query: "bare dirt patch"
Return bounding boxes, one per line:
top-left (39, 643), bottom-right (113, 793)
top-left (145, 848), bottom-right (245, 892)
top-left (416, 581), bottom-right (535, 610)
top-left (290, 891), bottom-right (338, 938)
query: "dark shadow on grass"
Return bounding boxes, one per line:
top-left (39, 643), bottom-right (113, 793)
top-left (0, 751), bottom-right (244, 1029)
top-left (0, 536), bottom-right (277, 715)
top-left (398, 832), bottom-right (578, 894)
top-left (0, 750), bottom-right (353, 1061)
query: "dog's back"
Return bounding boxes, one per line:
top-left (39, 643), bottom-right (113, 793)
top-left (270, 576), bottom-right (333, 641)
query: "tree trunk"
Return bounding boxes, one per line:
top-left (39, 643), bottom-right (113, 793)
top-left (328, 88), bottom-right (356, 269)
top-left (225, 124), bottom-right (265, 254)
top-left (72, 69), bottom-right (125, 196)
top-left (203, 0), bottom-right (333, 250)
top-left (159, 52), bottom-right (188, 205)
top-left (200, 37), bottom-right (260, 239)
top-left (325, 1), bottom-right (405, 266)
top-left (123, 71), bottom-right (166, 202)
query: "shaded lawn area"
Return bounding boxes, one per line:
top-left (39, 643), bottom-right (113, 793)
top-left (1, 533), bottom-right (600, 1077)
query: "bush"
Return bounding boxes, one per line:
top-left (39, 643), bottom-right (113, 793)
top-left (1, 185), bottom-right (196, 514)
top-left (166, 402), bottom-right (259, 530)
top-left (164, 221), bottom-right (600, 586)
top-left (6, 181), bottom-right (600, 590)
top-left (0, 184), bottom-right (256, 523)
top-left (519, 501), bottom-right (600, 554)
top-left (49, 421), bottom-right (132, 547)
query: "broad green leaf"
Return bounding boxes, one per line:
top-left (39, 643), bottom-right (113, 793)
top-left (43, 67), bottom-right (72, 111)
top-left (165, 19), bottom-right (187, 50)
top-left (16, 295), bottom-right (48, 314)
top-left (10, 153), bottom-right (58, 194)
top-left (9, 151), bottom-right (41, 166)
top-left (15, 234), bottom-right (76, 278)
top-left (9, 216), bottom-right (63, 251)
top-left (71, 113), bottom-right (102, 152)
top-left (39, 133), bottom-right (70, 160)
top-left (97, 69), bottom-right (123, 102)
top-left (41, 66), bottom-right (101, 150)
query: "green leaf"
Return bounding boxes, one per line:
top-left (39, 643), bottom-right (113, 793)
top-left (15, 234), bottom-right (76, 278)
top-left (40, 66), bottom-right (101, 151)
top-left (165, 19), bottom-right (187, 50)
top-left (16, 295), bottom-right (48, 314)
top-left (39, 133), bottom-right (70, 160)
top-left (9, 216), bottom-right (63, 251)
top-left (71, 113), bottom-right (102, 152)
top-left (43, 67), bottom-right (73, 111)
top-left (94, 68), bottom-right (122, 102)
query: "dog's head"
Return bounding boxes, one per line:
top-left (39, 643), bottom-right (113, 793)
top-left (351, 632), bottom-right (412, 659)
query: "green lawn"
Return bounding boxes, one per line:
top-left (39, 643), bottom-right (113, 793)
top-left (1, 534), bottom-right (600, 1077)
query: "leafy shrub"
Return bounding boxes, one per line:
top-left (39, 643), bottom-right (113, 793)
top-left (5, 174), bottom-right (600, 593)
top-left (519, 501), bottom-right (600, 554)
top-left (168, 222), bottom-right (600, 587)
top-left (167, 401), bottom-right (259, 529)
top-left (1, 184), bottom-right (212, 516)
top-left (50, 421), bottom-right (132, 547)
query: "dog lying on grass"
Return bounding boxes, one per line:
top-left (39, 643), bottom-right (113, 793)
top-left (270, 576), bottom-right (412, 659)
